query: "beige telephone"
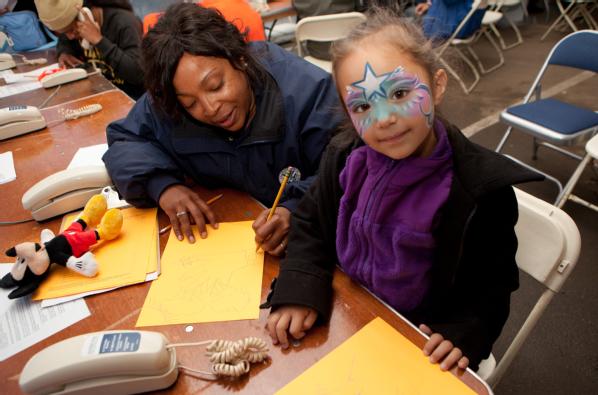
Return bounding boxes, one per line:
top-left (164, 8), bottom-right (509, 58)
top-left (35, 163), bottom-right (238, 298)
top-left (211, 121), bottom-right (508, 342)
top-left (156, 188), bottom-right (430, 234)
top-left (0, 53), bottom-right (16, 71)
top-left (40, 68), bottom-right (87, 88)
top-left (78, 7), bottom-right (96, 50)
top-left (22, 165), bottom-right (113, 221)
top-left (19, 330), bottom-right (179, 395)
top-left (0, 105), bottom-right (47, 141)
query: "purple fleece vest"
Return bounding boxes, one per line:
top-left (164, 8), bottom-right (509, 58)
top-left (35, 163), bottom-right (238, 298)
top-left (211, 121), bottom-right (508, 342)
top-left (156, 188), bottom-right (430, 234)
top-left (336, 121), bottom-right (453, 312)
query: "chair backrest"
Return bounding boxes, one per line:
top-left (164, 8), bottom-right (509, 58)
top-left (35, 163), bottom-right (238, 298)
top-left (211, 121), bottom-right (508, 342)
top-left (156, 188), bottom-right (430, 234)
top-left (514, 188), bottom-right (580, 292)
top-left (488, 188), bottom-right (581, 387)
top-left (522, 30), bottom-right (598, 103)
top-left (295, 12), bottom-right (366, 57)
top-left (548, 30), bottom-right (598, 72)
top-left (436, 0), bottom-right (485, 55)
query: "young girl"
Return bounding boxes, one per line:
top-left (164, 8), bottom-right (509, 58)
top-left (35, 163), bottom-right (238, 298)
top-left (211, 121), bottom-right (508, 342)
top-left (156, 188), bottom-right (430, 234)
top-left (264, 10), bottom-right (541, 371)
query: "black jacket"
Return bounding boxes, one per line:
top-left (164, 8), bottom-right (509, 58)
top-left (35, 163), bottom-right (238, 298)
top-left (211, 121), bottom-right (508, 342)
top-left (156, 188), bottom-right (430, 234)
top-left (266, 121), bottom-right (543, 369)
top-left (57, 6), bottom-right (143, 98)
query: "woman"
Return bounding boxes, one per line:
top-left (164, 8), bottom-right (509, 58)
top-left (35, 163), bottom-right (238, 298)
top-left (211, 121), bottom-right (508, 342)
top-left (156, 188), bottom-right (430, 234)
top-left (103, 3), bottom-right (343, 256)
top-left (35, 0), bottom-right (144, 99)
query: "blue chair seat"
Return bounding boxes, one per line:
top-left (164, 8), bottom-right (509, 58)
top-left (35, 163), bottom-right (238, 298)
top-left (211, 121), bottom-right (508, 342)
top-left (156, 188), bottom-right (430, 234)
top-left (505, 98), bottom-right (598, 135)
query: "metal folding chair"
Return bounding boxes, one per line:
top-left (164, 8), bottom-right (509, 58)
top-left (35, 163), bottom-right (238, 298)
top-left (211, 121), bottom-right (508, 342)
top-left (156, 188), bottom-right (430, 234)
top-left (541, 0), bottom-right (598, 41)
top-left (295, 12), bottom-right (367, 73)
top-left (486, 0), bottom-right (524, 50)
top-left (496, 30), bottom-right (598, 204)
top-left (477, 188), bottom-right (581, 387)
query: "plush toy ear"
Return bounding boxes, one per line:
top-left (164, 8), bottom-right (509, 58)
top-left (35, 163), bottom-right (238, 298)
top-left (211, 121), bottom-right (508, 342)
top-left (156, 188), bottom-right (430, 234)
top-left (5, 247), bottom-right (16, 257)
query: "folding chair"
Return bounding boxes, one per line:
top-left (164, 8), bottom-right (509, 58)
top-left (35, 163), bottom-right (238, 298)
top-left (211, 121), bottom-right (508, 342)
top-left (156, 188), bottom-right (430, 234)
top-left (295, 12), bottom-right (367, 73)
top-left (541, 0), bottom-right (598, 41)
top-left (437, 0), bottom-right (504, 94)
top-left (496, 30), bottom-right (598, 204)
top-left (476, 188), bottom-right (581, 387)
top-left (555, 133), bottom-right (598, 211)
top-left (486, 0), bottom-right (524, 50)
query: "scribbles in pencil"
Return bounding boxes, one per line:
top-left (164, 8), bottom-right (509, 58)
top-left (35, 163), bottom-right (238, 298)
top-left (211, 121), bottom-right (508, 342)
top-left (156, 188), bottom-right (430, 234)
top-left (136, 241), bottom-right (264, 327)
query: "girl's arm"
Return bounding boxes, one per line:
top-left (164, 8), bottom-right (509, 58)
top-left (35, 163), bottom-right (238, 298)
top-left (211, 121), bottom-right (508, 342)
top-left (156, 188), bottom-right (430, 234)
top-left (425, 186), bottom-right (520, 370)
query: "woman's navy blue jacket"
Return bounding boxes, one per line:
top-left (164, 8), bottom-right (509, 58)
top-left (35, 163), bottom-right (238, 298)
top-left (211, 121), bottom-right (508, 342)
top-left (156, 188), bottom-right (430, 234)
top-left (103, 42), bottom-right (343, 211)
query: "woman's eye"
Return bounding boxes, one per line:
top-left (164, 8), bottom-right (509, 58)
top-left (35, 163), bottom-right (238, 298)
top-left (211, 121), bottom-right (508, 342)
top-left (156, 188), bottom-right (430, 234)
top-left (183, 101), bottom-right (196, 110)
top-left (391, 89), bottom-right (409, 100)
top-left (351, 103), bottom-right (370, 113)
top-left (211, 81), bottom-right (223, 91)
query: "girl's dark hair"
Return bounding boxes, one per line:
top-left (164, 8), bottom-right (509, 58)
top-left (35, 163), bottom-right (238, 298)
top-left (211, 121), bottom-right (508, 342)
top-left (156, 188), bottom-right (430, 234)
top-left (142, 3), bottom-right (266, 117)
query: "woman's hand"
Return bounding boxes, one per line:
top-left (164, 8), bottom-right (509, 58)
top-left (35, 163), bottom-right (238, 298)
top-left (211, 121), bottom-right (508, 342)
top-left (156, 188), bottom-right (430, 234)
top-left (58, 53), bottom-right (83, 68)
top-left (76, 9), bottom-right (102, 45)
top-left (419, 324), bottom-right (469, 371)
top-left (158, 184), bottom-right (218, 243)
top-left (252, 207), bottom-right (290, 256)
top-left (266, 305), bottom-right (318, 349)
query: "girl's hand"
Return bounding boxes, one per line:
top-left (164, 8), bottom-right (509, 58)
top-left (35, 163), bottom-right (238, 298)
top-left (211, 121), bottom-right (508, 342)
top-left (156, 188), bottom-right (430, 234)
top-left (58, 53), bottom-right (83, 68)
top-left (158, 184), bottom-right (218, 243)
top-left (419, 324), bottom-right (469, 371)
top-left (76, 9), bottom-right (102, 45)
top-left (267, 305), bottom-right (318, 349)
top-left (252, 207), bottom-right (290, 256)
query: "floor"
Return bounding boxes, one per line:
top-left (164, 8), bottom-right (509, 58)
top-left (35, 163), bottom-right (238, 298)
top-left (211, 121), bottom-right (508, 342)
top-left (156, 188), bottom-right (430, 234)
top-left (437, 13), bottom-right (598, 395)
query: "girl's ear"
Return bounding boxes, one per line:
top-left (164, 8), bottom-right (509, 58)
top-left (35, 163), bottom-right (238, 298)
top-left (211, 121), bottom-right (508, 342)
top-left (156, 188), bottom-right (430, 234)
top-left (432, 69), bottom-right (448, 106)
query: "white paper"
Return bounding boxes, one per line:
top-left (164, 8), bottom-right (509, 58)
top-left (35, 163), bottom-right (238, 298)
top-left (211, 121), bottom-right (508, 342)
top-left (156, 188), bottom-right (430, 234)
top-left (0, 151), bottom-right (16, 184)
top-left (41, 287), bottom-right (117, 308)
top-left (3, 63), bottom-right (60, 84)
top-left (0, 80), bottom-right (42, 99)
top-left (0, 264), bottom-right (90, 361)
top-left (67, 143), bottom-right (108, 169)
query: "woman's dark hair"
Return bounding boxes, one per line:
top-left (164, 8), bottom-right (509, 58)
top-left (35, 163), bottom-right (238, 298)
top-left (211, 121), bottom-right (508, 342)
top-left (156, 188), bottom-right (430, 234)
top-left (142, 3), bottom-right (266, 117)
top-left (85, 0), bottom-right (133, 11)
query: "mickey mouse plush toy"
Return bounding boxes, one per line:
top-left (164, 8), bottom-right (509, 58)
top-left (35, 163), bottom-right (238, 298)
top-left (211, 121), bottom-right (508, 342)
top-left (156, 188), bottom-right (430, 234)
top-left (0, 194), bottom-right (123, 299)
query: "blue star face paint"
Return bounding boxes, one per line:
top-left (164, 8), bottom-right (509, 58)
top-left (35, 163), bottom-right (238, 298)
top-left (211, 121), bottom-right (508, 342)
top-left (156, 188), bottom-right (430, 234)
top-left (345, 63), bottom-right (433, 137)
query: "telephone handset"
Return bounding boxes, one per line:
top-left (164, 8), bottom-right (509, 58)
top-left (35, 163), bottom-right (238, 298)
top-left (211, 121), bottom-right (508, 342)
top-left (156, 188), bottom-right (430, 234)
top-left (22, 165), bottom-right (113, 221)
top-left (0, 106), bottom-right (47, 141)
top-left (78, 7), bottom-right (96, 50)
top-left (39, 68), bottom-right (87, 88)
top-left (19, 330), bottom-right (179, 395)
top-left (0, 53), bottom-right (16, 71)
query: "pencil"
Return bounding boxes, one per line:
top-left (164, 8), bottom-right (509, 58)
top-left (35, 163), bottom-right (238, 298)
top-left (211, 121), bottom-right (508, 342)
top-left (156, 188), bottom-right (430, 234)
top-left (159, 193), bottom-right (224, 235)
top-left (256, 173), bottom-right (290, 252)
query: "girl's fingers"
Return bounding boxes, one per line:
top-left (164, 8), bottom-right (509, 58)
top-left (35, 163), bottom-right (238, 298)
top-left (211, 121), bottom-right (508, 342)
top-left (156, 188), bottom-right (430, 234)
top-left (419, 323), bottom-right (433, 336)
top-left (429, 339), bottom-right (454, 364)
top-left (423, 333), bottom-right (444, 356)
top-left (440, 347), bottom-right (463, 371)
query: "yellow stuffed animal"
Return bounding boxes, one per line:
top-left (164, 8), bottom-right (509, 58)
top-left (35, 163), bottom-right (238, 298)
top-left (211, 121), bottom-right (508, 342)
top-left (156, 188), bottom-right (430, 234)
top-left (0, 194), bottom-right (123, 299)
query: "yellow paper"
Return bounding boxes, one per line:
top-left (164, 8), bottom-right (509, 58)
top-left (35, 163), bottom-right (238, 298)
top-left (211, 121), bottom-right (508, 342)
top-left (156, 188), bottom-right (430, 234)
top-left (136, 221), bottom-right (264, 327)
top-left (277, 317), bottom-right (477, 395)
top-left (33, 208), bottom-right (158, 300)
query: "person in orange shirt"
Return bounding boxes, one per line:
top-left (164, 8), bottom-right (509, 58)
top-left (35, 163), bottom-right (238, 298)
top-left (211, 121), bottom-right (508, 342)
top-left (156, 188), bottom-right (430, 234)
top-left (143, 0), bottom-right (265, 41)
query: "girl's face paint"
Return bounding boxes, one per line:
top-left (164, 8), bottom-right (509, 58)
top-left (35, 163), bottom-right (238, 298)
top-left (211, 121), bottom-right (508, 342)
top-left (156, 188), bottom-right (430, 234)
top-left (337, 51), bottom-right (438, 160)
top-left (345, 63), bottom-right (433, 137)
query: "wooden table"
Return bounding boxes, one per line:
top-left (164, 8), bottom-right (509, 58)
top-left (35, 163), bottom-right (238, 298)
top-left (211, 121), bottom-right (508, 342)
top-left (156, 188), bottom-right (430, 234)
top-left (0, 91), bottom-right (491, 395)
top-left (261, 0), bottom-right (296, 23)
top-left (0, 50), bottom-right (117, 109)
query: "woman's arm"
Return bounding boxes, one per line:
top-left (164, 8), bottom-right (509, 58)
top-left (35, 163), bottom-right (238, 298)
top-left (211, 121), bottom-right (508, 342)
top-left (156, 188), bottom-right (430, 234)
top-left (103, 95), bottom-right (185, 208)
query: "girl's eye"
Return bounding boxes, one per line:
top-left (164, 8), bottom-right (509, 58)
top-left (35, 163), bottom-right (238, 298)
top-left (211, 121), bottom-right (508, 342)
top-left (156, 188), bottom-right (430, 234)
top-left (391, 89), bottom-right (409, 100)
top-left (351, 103), bottom-right (371, 113)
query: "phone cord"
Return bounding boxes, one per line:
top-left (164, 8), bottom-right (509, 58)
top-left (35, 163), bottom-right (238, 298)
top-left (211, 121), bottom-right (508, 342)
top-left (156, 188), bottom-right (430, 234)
top-left (167, 337), bottom-right (269, 379)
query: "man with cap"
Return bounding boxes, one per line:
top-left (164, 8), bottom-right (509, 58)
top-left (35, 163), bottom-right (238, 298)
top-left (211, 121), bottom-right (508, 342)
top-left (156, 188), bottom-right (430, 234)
top-left (35, 0), bottom-right (144, 99)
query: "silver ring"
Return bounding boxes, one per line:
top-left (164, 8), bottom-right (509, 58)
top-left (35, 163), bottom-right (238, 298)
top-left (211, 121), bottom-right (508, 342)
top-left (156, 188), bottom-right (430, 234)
top-left (176, 211), bottom-right (187, 218)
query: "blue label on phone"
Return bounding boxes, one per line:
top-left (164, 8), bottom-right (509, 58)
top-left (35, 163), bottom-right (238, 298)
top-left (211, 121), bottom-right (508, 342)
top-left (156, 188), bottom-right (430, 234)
top-left (99, 332), bottom-right (141, 353)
